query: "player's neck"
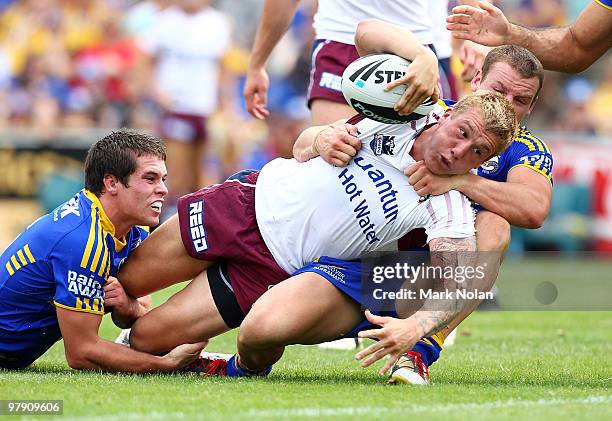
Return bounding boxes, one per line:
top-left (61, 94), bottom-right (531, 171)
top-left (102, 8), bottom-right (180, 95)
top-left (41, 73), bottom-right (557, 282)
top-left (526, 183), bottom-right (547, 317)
top-left (97, 194), bottom-right (130, 239)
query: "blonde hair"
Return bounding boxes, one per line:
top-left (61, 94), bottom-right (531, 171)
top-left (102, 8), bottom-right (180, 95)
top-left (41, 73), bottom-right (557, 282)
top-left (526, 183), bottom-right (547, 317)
top-left (453, 91), bottom-right (517, 156)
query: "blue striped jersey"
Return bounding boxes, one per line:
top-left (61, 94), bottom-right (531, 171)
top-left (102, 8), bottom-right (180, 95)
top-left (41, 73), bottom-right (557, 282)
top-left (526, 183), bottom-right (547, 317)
top-left (0, 190), bottom-right (148, 361)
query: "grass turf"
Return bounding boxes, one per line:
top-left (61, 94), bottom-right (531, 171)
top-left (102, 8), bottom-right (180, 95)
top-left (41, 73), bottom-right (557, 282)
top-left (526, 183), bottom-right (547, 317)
top-left (1, 257), bottom-right (611, 420)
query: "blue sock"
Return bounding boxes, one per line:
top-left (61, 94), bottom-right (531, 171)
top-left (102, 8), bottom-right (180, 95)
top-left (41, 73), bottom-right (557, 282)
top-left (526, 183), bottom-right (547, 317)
top-left (411, 336), bottom-right (443, 367)
top-left (225, 354), bottom-right (272, 377)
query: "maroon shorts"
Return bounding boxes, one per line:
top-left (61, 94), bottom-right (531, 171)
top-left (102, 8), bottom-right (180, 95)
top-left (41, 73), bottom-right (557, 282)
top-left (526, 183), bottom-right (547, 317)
top-left (307, 39), bottom-right (455, 107)
top-left (159, 112), bottom-right (208, 144)
top-left (177, 171), bottom-right (290, 314)
top-left (307, 39), bottom-right (360, 107)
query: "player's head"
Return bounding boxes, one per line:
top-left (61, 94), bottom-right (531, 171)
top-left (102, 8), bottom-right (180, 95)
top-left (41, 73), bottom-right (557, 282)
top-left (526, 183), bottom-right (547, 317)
top-left (471, 45), bottom-right (544, 121)
top-left (85, 130), bottom-right (168, 228)
top-left (424, 91), bottom-right (516, 175)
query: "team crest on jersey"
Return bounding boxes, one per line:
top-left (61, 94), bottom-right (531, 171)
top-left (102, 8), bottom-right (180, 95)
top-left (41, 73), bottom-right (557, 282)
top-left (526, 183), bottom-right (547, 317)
top-left (54, 196), bottom-right (80, 221)
top-left (369, 133), bottom-right (395, 156)
top-left (480, 156), bottom-right (500, 174)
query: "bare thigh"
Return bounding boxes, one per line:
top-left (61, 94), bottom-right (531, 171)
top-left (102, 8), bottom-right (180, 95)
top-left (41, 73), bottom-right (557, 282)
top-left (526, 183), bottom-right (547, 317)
top-left (130, 270), bottom-right (229, 354)
top-left (119, 215), bottom-right (210, 297)
top-left (239, 272), bottom-right (364, 347)
top-left (310, 99), bottom-right (355, 126)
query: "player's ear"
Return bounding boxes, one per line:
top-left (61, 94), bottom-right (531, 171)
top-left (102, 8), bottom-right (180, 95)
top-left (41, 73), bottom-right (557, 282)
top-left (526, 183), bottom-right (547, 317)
top-left (440, 108), bottom-right (453, 121)
top-left (102, 174), bottom-right (120, 195)
top-left (470, 70), bottom-right (482, 93)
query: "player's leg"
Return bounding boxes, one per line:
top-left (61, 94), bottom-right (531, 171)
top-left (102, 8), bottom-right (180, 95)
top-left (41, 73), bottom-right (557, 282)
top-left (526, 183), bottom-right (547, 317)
top-left (119, 214), bottom-right (211, 298)
top-left (236, 271), bottom-right (364, 372)
top-left (310, 98), bottom-right (355, 126)
top-left (129, 266), bottom-right (231, 355)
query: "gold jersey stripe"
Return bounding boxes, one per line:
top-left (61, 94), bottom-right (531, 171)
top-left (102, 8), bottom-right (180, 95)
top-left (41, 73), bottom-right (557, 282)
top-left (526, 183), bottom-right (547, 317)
top-left (5, 262), bottom-right (15, 276)
top-left (90, 213), bottom-right (106, 274)
top-left (97, 240), bottom-right (110, 277)
top-left (16, 249), bottom-right (28, 266)
top-left (53, 301), bottom-right (104, 316)
top-left (23, 245), bottom-right (35, 263)
top-left (10, 255), bottom-right (21, 270)
top-left (80, 207), bottom-right (98, 269)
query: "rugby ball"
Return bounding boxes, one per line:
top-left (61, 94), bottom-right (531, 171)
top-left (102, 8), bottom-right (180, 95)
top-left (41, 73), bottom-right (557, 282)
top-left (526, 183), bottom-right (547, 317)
top-left (341, 54), bottom-right (435, 124)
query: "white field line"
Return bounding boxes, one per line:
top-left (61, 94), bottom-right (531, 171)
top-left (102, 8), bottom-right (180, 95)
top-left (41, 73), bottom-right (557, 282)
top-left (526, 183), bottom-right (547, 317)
top-left (22, 395), bottom-right (612, 421)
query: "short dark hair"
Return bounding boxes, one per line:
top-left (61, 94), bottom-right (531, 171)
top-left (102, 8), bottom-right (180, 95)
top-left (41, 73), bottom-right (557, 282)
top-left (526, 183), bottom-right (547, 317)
top-left (481, 45), bottom-right (545, 101)
top-left (85, 130), bottom-right (166, 195)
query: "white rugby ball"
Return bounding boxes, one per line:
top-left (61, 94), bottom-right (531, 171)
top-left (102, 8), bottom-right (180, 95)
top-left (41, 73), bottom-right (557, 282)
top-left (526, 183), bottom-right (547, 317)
top-left (341, 54), bottom-right (435, 124)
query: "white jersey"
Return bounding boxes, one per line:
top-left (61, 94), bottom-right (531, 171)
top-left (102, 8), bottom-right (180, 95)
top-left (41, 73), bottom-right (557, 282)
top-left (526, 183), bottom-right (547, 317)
top-left (139, 6), bottom-right (231, 115)
top-left (313, 0), bottom-right (433, 45)
top-left (255, 107), bottom-right (475, 274)
top-left (428, 0), bottom-right (452, 60)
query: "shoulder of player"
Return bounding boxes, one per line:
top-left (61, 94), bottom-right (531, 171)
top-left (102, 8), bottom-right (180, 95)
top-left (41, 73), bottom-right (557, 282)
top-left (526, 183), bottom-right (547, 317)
top-left (511, 126), bottom-right (552, 155)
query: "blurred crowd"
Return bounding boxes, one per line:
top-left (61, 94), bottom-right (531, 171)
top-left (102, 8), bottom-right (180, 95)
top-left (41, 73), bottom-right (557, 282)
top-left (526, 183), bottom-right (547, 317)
top-left (0, 0), bottom-right (610, 180)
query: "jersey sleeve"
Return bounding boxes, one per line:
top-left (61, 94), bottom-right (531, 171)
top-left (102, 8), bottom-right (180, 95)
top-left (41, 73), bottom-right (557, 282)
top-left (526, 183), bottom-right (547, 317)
top-left (507, 129), bottom-right (554, 183)
top-left (51, 222), bottom-right (106, 316)
top-left (423, 191), bottom-right (476, 242)
top-left (595, 0), bottom-right (612, 11)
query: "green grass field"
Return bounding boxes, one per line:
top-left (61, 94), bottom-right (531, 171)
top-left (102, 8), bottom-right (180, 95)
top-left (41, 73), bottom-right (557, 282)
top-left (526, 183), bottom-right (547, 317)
top-left (1, 257), bottom-right (611, 420)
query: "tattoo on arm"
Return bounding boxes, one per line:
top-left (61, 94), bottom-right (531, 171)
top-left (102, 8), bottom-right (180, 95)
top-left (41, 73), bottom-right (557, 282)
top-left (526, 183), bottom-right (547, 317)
top-left (414, 236), bottom-right (477, 336)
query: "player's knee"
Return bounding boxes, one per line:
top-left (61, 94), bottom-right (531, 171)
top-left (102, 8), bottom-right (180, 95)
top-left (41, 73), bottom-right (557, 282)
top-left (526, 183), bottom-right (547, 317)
top-left (477, 214), bottom-right (511, 252)
top-left (238, 311), bottom-right (284, 350)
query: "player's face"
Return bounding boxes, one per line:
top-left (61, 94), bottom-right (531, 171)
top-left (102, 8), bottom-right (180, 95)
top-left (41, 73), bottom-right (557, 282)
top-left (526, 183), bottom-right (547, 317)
top-left (472, 62), bottom-right (540, 121)
top-left (425, 108), bottom-right (498, 175)
top-left (116, 155), bottom-right (168, 229)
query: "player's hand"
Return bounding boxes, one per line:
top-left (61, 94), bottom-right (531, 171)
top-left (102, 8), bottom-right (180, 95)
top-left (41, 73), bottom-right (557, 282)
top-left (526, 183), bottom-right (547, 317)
top-left (405, 161), bottom-right (463, 196)
top-left (163, 341), bottom-right (209, 370)
top-left (458, 41), bottom-right (492, 81)
top-left (446, 1), bottom-right (511, 46)
top-left (386, 50), bottom-right (439, 116)
top-left (244, 66), bottom-right (270, 120)
top-left (355, 310), bottom-right (424, 376)
top-left (104, 277), bottom-right (134, 313)
top-left (315, 123), bottom-right (361, 167)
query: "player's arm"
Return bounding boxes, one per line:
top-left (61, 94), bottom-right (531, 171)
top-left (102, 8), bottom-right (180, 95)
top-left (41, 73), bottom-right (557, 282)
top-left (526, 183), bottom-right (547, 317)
top-left (57, 307), bottom-right (205, 372)
top-left (447, 1), bottom-right (612, 73)
top-left (354, 19), bottom-right (439, 114)
top-left (292, 119), bottom-right (361, 166)
top-left (405, 162), bottom-right (552, 228)
top-left (355, 236), bottom-right (478, 375)
top-left (243, 0), bottom-right (301, 119)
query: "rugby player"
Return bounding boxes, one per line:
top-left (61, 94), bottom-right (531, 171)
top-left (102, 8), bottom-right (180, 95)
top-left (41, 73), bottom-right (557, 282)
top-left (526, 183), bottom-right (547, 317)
top-left (115, 89), bottom-right (516, 379)
top-left (0, 131), bottom-right (206, 372)
top-left (447, 0), bottom-right (612, 73)
top-left (298, 20), bottom-right (553, 384)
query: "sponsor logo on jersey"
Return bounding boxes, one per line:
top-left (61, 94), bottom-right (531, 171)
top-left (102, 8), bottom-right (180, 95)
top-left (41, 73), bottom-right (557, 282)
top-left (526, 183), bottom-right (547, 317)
top-left (54, 196), bottom-right (80, 221)
top-left (369, 133), bottom-right (395, 156)
top-left (188, 200), bottom-right (208, 252)
top-left (319, 71), bottom-right (342, 91)
top-left (480, 156), bottom-right (500, 173)
top-left (67, 270), bottom-right (103, 299)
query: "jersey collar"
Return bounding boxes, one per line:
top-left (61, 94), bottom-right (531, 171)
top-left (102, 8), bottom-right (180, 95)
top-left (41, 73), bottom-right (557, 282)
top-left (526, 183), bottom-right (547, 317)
top-left (83, 189), bottom-right (127, 250)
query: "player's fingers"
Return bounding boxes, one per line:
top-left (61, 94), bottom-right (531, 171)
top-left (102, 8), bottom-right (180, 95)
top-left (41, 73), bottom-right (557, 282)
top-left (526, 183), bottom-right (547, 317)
top-left (365, 309), bottom-right (391, 326)
top-left (385, 78), bottom-right (405, 92)
top-left (329, 157), bottom-right (346, 167)
top-left (416, 187), bottom-right (431, 197)
top-left (447, 14), bottom-right (471, 25)
top-left (345, 124), bottom-right (360, 137)
top-left (412, 178), bottom-right (428, 192)
top-left (361, 347), bottom-right (390, 368)
top-left (449, 30), bottom-right (472, 40)
top-left (431, 85), bottom-right (440, 104)
top-left (379, 352), bottom-right (401, 376)
top-left (404, 161), bottom-right (423, 177)
top-left (407, 166), bottom-right (427, 185)
top-left (330, 150), bottom-right (353, 165)
top-left (451, 5), bottom-right (479, 16)
top-left (355, 337), bottom-right (382, 360)
top-left (478, 0), bottom-right (499, 14)
top-left (446, 23), bottom-right (470, 33)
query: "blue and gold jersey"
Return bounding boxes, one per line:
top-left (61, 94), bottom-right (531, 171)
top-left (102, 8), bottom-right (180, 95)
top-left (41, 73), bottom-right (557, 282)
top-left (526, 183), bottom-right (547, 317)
top-left (478, 126), bottom-right (553, 184)
top-left (0, 190), bottom-right (148, 367)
